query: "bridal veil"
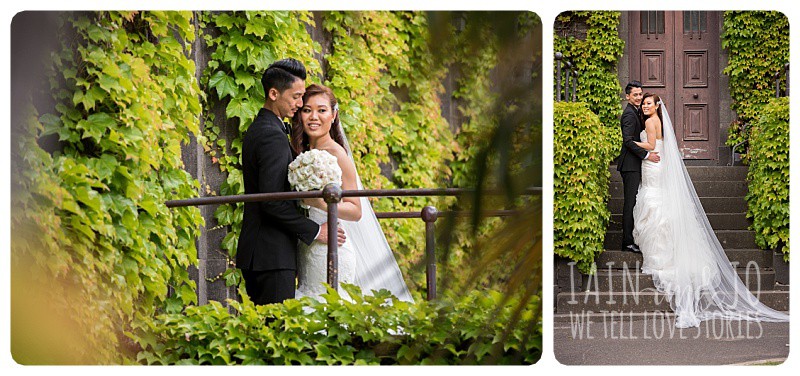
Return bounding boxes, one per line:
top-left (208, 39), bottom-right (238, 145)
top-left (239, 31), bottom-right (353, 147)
top-left (655, 100), bottom-right (788, 327)
top-left (336, 119), bottom-right (414, 303)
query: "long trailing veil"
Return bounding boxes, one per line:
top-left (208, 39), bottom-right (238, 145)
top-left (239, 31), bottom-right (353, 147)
top-left (655, 100), bottom-right (788, 327)
top-left (335, 118), bottom-right (414, 303)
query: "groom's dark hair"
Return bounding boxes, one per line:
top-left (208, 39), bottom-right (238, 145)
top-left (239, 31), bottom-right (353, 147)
top-left (262, 58), bottom-right (307, 95)
top-left (625, 80), bottom-right (643, 94)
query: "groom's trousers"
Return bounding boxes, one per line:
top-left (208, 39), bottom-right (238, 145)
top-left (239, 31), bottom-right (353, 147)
top-left (620, 171), bottom-right (641, 249)
top-left (241, 269), bottom-right (296, 305)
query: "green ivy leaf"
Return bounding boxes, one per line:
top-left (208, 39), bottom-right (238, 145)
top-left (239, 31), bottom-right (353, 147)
top-left (77, 112), bottom-right (115, 142)
top-left (208, 70), bottom-right (239, 99)
top-left (226, 95), bottom-right (258, 122)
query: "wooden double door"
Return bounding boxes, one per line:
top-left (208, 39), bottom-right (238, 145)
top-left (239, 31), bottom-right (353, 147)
top-left (629, 11), bottom-right (721, 160)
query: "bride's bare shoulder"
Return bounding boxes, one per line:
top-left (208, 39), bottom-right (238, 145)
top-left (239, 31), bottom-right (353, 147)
top-left (645, 116), bottom-right (662, 128)
top-left (321, 142), bottom-right (348, 160)
top-left (320, 143), bottom-right (354, 168)
top-left (645, 116), bottom-right (663, 139)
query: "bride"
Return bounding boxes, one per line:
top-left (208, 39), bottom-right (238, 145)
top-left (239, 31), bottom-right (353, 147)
top-left (632, 92), bottom-right (789, 328)
top-left (289, 83), bottom-right (414, 303)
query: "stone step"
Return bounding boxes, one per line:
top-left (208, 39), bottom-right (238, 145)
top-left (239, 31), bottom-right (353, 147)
top-left (609, 166), bottom-right (748, 182)
top-left (594, 249), bottom-right (773, 270)
top-left (608, 197), bottom-right (747, 214)
top-left (555, 290), bottom-right (789, 313)
top-left (608, 181), bottom-right (748, 198)
top-left (581, 269), bottom-right (775, 293)
top-left (609, 213), bottom-right (751, 231)
top-left (604, 230), bottom-right (756, 250)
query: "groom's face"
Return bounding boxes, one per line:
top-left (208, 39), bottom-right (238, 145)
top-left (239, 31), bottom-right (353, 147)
top-left (626, 87), bottom-right (643, 107)
top-left (272, 78), bottom-right (306, 119)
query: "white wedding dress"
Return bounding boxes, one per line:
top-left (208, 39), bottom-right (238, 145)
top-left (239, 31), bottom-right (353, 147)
top-left (293, 144), bottom-right (414, 304)
top-left (295, 206), bottom-right (357, 300)
top-left (632, 102), bottom-right (789, 328)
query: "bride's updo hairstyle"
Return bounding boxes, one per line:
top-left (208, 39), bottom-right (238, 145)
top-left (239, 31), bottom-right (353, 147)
top-left (291, 83), bottom-right (347, 155)
top-left (641, 92), bottom-right (663, 124)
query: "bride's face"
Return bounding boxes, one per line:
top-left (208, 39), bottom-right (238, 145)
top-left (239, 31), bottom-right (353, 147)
top-left (641, 97), bottom-right (658, 116)
top-left (300, 94), bottom-right (336, 139)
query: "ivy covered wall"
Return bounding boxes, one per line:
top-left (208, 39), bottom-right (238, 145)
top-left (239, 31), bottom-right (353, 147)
top-left (194, 11), bottom-right (541, 296)
top-left (721, 11), bottom-right (790, 260)
top-left (722, 11), bottom-right (790, 159)
top-left (554, 11), bottom-right (624, 140)
top-left (11, 11), bottom-right (204, 363)
top-left (11, 11), bottom-right (541, 363)
top-left (552, 11), bottom-right (623, 271)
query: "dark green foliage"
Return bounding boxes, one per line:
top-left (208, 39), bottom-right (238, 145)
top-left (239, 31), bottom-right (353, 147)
top-left (745, 98), bottom-right (789, 260)
top-left (721, 11), bottom-right (789, 260)
top-left (11, 11), bottom-right (203, 363)
top-left (552, 13), bottom-right (623, 273)
top-left (132, 285), bottom-right (541, 365)
top-left (11, 11), bottom-right (542, 364)
top-left (554, 11), bottom-right (624, 147)
top-left (553, 102), bottom-right (616, 274)
top-left (722, 11), bottom-right (789, 157)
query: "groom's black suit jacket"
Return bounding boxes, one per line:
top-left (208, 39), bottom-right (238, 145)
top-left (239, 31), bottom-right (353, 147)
top-left (616, 103), bottom-right (649, 172)
top-left (237, 108), bottom-right (319, 272)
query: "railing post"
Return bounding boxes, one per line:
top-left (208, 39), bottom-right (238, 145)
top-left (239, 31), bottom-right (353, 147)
top-left (785, 63), bottom-right (790, 97)
top-left (564, 60), bottom-right (572, 103)
top-left (421, 206), bottom-right (438, 301)
top-left (555, 52), bottom-right (563, 102)
top-left (572, 70), bottom-right (578, 102)
top-left (323, 183), bottom-right (342, 290)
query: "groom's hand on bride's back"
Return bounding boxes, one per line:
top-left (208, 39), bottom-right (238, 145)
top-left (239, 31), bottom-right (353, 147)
top-left (316, 222), bottom-right (347, 246)
top-left (647, 152), bottom-right (661, 162)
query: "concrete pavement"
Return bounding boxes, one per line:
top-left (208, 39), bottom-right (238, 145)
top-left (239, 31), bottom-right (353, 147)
top-left (553, 312), bottom-right (790, 365)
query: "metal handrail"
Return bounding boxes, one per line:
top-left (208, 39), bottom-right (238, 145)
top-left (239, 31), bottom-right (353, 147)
top-left (165, 187), bottom-right (541, 208)
top-left (554, 52), bottom-right (579, 102)
top-left (376, 208), bottom-right (523, 300)
top-left (166, 186), bottom-right (541, 300)
top-left (728, 121), bottom-right (749, 167)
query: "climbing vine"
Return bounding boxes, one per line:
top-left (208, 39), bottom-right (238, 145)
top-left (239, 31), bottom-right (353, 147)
top-left (745, 97), bottom-right (790, 260)
top-left (199, 11), bottom-right (322, 285)
top-left (554, 11), bottom-right (625, 142)
top-left (721, 11), bottom-right (789, 260)
top-left (11, 11), bottom-right (541, 364)
top-left (721, 11), bottom-right (789, 156)
top-left (322, 11), bottom-right (457, 289)
top-left (11, 11), bottom-right (203, 363)
top-left (200, 11), bottom-right (531, 292)
top-left (552, 102), bottom-right (615, 274)
top-left (427, 12), bottom-right (542, 290)
top-left (552, 11), bottom-right (623, 272)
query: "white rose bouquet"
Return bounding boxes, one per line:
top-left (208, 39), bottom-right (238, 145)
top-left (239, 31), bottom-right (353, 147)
top-left (288, 149), bottom-right (343, 197)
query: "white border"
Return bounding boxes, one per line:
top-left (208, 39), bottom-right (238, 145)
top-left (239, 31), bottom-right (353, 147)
top-left (1, 1), bottom-right (795, 375)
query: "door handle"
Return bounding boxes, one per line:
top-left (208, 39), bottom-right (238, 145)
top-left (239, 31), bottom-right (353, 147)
top-left (692, 93), bottom-right (699, 99)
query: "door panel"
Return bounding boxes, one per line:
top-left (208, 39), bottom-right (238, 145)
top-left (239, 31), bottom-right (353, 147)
top-left (683, 51), bottom-right (708, 87)
top-left (683, 103), bottom-right (709, 140)
top-left (675, 11), bottom-right (718, 159)
top-left (630, 11), bottom-right (719, 160)
top-left (641, 50), bottom-right (667, 87)
top-left (630, 11), bottom-right (674, 110)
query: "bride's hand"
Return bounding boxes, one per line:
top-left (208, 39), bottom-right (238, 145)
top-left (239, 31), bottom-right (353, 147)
top-left (303, 197), bottom-right (327, 209)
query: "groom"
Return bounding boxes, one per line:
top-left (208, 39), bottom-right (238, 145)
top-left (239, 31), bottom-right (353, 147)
top-left (616, 80), bottom-right (660, 253)
top-left (237, 58), bottom-right (345, 305)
